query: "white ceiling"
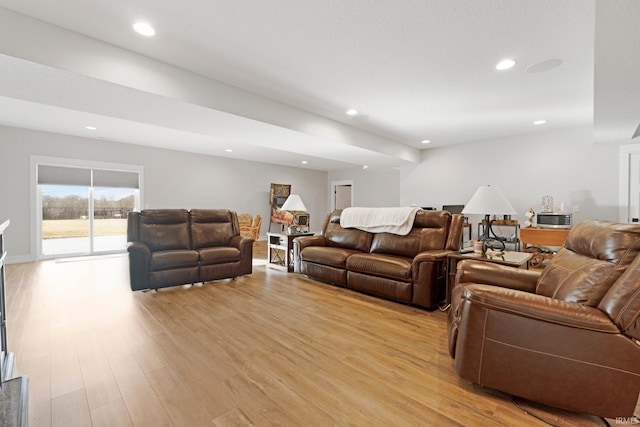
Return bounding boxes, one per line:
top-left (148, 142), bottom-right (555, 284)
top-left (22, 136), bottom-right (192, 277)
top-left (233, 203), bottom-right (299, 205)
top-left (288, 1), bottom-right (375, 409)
top-left (0, 0), bottom-right (638, 170)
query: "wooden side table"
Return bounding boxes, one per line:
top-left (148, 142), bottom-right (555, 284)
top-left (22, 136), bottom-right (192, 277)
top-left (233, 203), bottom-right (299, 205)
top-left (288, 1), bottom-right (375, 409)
top-left (267, 232), bottom-right (313, 272)
top-left (519, 227), bottom-right (570, 268)
top-left (445, 251), bottom-right (532, 306)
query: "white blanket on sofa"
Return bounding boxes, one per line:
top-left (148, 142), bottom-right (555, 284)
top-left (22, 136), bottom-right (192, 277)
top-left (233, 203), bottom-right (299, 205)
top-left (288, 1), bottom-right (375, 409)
top-left (339, 207), bottom-right (420, 236)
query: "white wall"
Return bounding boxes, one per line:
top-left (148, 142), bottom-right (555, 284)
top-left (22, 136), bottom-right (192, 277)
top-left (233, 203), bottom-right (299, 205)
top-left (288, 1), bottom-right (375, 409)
top-left (1, 124), bottom-right (623, 261)
top-left (328, 167), bottom-right (401, 208)
top-left (400, 125), bottom-right (620, 238)
top-left (0, 126), bottom-right (328, 262)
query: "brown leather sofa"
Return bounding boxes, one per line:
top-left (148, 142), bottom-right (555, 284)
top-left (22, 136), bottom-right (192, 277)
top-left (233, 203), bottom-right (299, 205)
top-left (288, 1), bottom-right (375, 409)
top-left (448, 220), bottom-right (640, 418)
top-left (293, 209), bottom-right (464, 309)
top-left (127, 209), bottom-right (253, 291)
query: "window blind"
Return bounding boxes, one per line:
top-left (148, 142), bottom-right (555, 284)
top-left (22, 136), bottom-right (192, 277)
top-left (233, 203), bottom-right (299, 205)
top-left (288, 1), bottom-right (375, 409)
top-left (93, 169), bottom-right (139, 189)
top-left (38, 165), bottom-right (139, 189)
top-left (37, 165), bottom-right (91, 186)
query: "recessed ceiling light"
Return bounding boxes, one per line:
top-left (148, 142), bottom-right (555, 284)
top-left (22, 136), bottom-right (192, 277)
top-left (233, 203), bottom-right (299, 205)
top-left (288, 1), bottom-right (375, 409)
top-left (533, 120), bottom-right (547, 125)
top-left (346, 109), bottom-right (358, 116)
top-left (421, 140), bottom-right (431, 144)
top-left (362, 165), bottom-right (369, 170)
top-left (496, 59), bottom-right (516, 70)
top-left (133, 22), bottom-right (156, 36)
top-left (301, 161), bottom-right (308, 164)
top-left (225, 149), bottom-right (233, 152)
top-left (85, 126), bottom-right (97, 130)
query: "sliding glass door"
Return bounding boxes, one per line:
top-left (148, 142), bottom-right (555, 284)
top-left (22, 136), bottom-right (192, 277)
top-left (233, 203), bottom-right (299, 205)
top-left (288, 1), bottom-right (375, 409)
top-left (37, 163), bottom-right (141, 258)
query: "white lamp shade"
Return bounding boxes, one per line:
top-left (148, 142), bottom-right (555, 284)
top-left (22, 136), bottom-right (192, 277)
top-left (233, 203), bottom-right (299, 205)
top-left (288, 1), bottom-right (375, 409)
top-left (280, 194), bottom-right (307, 212)
top-left (461, 185), bottom-right (517, 215)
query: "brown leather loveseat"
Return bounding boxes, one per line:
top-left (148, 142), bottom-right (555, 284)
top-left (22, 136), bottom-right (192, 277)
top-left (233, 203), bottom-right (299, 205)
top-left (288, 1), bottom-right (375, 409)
top-left (448, 220), bottom-right (640, 418)
top-left (127, 209), bottom-right (253, 291)
top-left (293, 209), bottom-right (464, 309)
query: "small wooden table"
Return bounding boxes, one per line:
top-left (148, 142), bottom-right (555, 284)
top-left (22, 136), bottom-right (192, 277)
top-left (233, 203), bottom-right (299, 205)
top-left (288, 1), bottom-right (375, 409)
top-left (267, 232), bottom-right (314, 272)
top-left (519, 227), bottom-right (570, 268)
top-left (445, 250), bottom-right (532, 306)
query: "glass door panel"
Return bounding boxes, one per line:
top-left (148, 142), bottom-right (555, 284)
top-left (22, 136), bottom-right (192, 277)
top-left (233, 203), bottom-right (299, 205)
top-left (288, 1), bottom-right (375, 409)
top-left (93, 187), bottom-right (137, 252)
top-left (41, 185), bottom-right (90, 256)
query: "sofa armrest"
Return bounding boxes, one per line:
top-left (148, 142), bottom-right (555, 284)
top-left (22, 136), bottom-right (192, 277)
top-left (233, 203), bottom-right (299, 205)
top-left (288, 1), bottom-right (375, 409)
top-left (450, 283), bottom-right (640, 417)
top-left (293, 235), bottom-right (327, 272)
top-left (455, 259), bottom-right (540, 293)
top-left (295, 235), bottom-right (326, 250)
top-left (127, 241), bottom-right (151, 290)
top-left (411, 250), bottom-right (453, 308)
top-left (230, 235), bottom-right (254, 262)
top-left (460, 284), bottom-right (619, 333)
top-left (449, 280), bottom-right (619, 358)
top-left (229, 235), bottom-right (252, 249)
top-left (413, 249), bottom-right (454, 263)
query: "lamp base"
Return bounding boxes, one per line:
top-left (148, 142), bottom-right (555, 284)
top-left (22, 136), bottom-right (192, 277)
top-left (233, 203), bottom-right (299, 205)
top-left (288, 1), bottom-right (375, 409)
top-left (482, 238), bottom-right (506, 252)
top-left (480, 215), bottom-right (506, 253)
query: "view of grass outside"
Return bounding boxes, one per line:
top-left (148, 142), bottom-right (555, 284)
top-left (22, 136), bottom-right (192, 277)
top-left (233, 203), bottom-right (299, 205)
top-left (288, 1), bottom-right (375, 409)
top-left (42, 218), bottom-right (128, 239)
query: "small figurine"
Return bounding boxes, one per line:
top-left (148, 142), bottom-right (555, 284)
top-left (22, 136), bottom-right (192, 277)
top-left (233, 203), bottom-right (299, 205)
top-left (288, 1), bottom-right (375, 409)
top-left (541, 195), bottom-right (554, 213)
top-left (524, 208), bottom-right (535, 227)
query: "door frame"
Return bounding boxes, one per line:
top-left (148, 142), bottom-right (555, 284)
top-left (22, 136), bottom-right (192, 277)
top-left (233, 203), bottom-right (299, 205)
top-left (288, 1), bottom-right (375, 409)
top-left (31, 155), bottom-right (144, 260)
top-left (619, 144), bottom-right (640, 223)
top-left (330, 180), bottom-right (354, 211)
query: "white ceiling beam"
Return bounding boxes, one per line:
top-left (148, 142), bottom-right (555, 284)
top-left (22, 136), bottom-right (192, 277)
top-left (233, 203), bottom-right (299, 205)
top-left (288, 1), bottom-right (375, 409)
top-left (0, 7), bottom-right (419, 164)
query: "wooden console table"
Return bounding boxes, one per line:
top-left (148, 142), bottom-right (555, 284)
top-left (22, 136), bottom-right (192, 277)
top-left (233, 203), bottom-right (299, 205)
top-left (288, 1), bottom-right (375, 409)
top-left (519, 227), bottom-right (570, 268)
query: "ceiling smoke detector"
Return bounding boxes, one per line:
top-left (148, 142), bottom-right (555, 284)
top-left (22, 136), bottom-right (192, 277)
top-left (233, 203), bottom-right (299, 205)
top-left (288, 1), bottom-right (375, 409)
top-left (526, 59), bottom-right (563, 73)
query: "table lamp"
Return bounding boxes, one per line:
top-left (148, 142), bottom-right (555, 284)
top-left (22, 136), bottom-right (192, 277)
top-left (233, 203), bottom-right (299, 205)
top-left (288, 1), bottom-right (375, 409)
top-left (280, 194), bottom-right (308, 233)
top-left (462, 185), bottom-right (517, 252)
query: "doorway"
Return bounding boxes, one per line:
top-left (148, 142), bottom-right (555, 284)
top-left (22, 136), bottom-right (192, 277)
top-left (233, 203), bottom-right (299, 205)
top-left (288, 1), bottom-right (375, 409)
top-left (331, 180), bottom-right (353, 210)
top-left (629, 152), bottom-right (640, 223)
top-left (620, 144), bottom-right (640, 224)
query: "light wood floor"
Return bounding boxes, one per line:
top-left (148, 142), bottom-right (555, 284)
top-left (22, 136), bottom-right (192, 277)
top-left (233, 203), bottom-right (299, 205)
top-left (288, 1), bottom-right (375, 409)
top-left (5, 243), bottom-right (617, 426)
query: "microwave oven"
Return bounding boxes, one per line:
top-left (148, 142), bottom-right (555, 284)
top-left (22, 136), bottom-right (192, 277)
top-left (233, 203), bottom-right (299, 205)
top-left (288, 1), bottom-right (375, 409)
top-left (537, 213), bottom-right (572, 229)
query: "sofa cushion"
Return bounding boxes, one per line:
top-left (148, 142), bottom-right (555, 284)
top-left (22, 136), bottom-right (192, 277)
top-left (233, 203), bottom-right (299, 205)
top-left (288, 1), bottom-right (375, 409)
top-left (190, 209), bottom-right (235, 249)
top-left (370, 210), bottom-right (450, 257)
top-left (347, 271), bottom-right (413, 303)
top-left (536, 220), bottom-right (640, 306)
top-left (151, 249), bottom-right (199, 271)
top-left (324, 216), bottom-right (372, 252)
top-left (139, 209), bottom-right (191, 252)
top-left (535, 248), bottom-right (615, 306)
top-left (198, 246), bottom-right (241, 265)
top-left (300, 262), bottom-right (348, 287)
top-left (346, 253), bottom-right (412, 282)
top-left (300, 246), bottom-right (361, 269)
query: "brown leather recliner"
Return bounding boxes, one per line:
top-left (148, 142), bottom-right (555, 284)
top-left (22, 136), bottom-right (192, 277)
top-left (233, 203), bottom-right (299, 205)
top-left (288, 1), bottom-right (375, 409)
top-left (448, 220), bottom-right (640, 418)
top-left (127, 209), bottom-right (253, 291)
